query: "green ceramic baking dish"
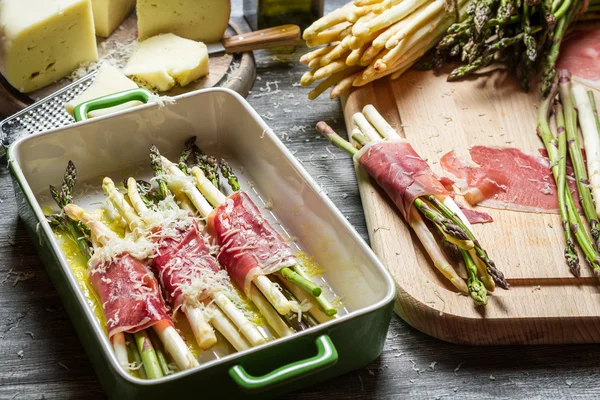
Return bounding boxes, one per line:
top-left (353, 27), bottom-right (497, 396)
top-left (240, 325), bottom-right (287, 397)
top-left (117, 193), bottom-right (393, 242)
top-left (8, 88), bottom-right (395, 399)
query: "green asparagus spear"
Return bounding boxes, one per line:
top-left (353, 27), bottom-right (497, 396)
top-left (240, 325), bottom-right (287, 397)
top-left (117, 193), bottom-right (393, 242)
top-left (536, 82), bottom-right (580, 276)
top-left (462, 249), bottom-right (488, 306)
top-left (150, 145), bottom-right (172, 199)
top-left (414, 198), bottom-right (474, 250)
top-left (425, 195), bottom-right (509, 289)
top-left (219, 158), bottom-right (240, 192)
top-left (49, 161), bottom-right (92, 260)
top-left (126, 333), bottom-right (147, 379)
top-left (148, 329), bottom-right (171, 376)
top-left (134, 331), bottom-right (163, 379)
top-left (178, 137), bottom-right (197, 175)
top-left (559, 71), bottom-right (600, 249)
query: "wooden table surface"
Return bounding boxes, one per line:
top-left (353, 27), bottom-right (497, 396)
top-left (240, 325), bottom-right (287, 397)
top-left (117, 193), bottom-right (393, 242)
top-left (2, 2), bottom-right (600, 399)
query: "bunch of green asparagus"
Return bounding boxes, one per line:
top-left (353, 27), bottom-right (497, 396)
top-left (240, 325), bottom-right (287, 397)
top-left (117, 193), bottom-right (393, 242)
top-left (433, 0), bottom-right (600, 92)
top-left (537, 71), bottom-right (600, 277)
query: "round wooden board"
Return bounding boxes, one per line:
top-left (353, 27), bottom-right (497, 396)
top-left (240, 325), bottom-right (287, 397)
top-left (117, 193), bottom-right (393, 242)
top-left (0, 16), bottom-right (255, 118)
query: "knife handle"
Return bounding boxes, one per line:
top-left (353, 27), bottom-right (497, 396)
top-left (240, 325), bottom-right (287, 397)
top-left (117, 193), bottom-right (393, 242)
top-left (223, 24), bottom-right (301, 54)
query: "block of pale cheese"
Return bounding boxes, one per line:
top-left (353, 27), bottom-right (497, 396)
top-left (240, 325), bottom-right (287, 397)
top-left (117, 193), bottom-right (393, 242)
top-left (65, 65), bottom-right (141, 118)
top-left (0, 0), bottom-right (98, 93)
top-left (123, 34), bottom-right (210, 92)
top-left (136, 0), bottom-right (230, 42)
top-left (91, 0), bottom-right (136, 37)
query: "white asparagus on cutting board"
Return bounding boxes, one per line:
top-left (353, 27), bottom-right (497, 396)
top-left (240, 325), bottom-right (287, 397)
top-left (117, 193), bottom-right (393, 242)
top-left (572, 85), bottom-right (600, 218)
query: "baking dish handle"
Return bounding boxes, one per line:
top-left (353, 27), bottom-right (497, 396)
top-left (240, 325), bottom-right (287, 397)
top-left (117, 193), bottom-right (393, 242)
top-left (228, 334), bottom-right (338, 392)
top-left (73, 88), bottom-right (152, 122)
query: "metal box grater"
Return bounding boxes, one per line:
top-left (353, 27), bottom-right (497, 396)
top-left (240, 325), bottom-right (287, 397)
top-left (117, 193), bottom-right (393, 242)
top-left (0, 72), bottom-right (98, 158)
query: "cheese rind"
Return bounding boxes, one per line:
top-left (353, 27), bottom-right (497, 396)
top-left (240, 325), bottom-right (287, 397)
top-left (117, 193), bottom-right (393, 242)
top-left (123, 34), bottom-right (209, 92)
top-left (0, 0), bottom-right (98, 93)
top-left (65, 65), bottom-right (140, 118)
top-left (136, 0), bottom-right (230, 42)
top-left (91, 0), bottom-right (136, 37)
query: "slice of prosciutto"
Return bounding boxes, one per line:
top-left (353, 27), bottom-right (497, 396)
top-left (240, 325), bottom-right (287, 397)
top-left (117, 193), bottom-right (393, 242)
top-left (557, 28), bottom-right (600, 89)
top-left (440, 146), bottom-right (578, 213)
top-left (152, 221), bottom-right (221, 315)
top-left (207, 191), bottom-right (296, 295)
top-left (355, 140), bottom-right (451, 223)
top-left (90, 254), bottom-right (172, 338)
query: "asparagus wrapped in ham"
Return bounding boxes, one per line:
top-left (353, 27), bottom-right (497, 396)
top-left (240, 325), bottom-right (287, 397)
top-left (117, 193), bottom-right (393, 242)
top-left (48, 163), bottom-right (177, 378)
top-left (537, 77), bottom-right (600, 277)
top-left (150, 150), bottom-right (296, 337)
top-left (154, 147), bottom-right (337, 330)
top-left (103, 176), bottom-right (266, 351)
top-left (63, 204), bottom-right (198, 373)
top-left (317, 104), bottom-right (509, 305)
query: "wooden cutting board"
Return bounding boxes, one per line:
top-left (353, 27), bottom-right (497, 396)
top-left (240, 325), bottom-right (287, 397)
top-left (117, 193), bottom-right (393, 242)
top-left (342, 68), bottom-right (600, 345)
top-left (0, 16), bottom-right (255, 118)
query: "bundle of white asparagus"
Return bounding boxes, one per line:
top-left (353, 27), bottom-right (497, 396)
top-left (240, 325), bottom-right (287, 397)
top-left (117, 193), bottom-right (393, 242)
top-left (300, 0), bottom-right (468, 99)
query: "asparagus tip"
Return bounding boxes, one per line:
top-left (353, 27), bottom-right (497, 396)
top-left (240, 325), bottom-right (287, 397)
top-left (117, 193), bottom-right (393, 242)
top-left (316, 121), bottom-right (332, 135)
top-left (558, 69), bottom-right (572, 83)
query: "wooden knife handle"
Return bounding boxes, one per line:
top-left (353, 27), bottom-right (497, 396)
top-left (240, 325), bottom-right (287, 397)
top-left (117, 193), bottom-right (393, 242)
top-left (223, 24), bottom-right (301, 54)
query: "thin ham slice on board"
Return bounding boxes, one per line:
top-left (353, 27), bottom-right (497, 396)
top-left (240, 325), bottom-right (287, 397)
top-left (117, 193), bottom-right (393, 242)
top-left (356, 140), bottom-right (493, 224)
top-left (90, 254), bottom-right (172, 338)
top-left (207, 191), bottom-right (296, 295)
top-left (557, 28), bottom-right (600, 89)
top-left (152, 221), bottom-right (221, 315)
top-left (440, 146), bottom-right (578, 213)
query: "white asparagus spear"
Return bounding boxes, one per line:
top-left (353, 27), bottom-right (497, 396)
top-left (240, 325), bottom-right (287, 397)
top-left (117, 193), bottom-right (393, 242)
top-left (352, 112), bottom-right (381, 141)
top-left (64, 204), bottom-right (199, 371)
top-left (249, 285), bottom-right (294, 337)
top-left (362, 104), bottom-right (399, 139)
top-left (161, 157), bottom-right (300, 317)
top-left (112, 332), bottom-right (129, 368)
top-left (409, 208), bottom-right (469, 293)
top-left (123, 178), bottom-right (266, 348)
top-left (205, 303), bottom-right (250, 351)
top-left (353, 0), bottom-right (429, 37)
top-left (573, 85), bottom-right (600, 218)
top-left (153, 320), bottom-right (199, 370)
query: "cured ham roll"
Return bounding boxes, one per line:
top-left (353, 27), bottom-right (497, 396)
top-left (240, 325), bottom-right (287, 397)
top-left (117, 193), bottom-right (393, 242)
top-left (355, 140), bottom-right (449, 223)
top-left (207, 191), bottom-right (297, 296)
top-left (317, 104), bottom-right (510, 306)
top-left (90, 253), bottom-right (173, 338)
top-left (157, 150), bottom-right (337, 327)
top-left (104, 176), bottom-right (265, 351)
top-left (152, 220), bottom-right (221, 315)
top-left (64, 203), bottom-right (198, 373)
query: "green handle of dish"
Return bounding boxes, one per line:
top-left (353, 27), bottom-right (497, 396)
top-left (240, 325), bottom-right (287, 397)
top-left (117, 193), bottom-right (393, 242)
top-left (229, 334), bottom-right (338, 392)
top-left (73, 88), bottom-right (152, 122)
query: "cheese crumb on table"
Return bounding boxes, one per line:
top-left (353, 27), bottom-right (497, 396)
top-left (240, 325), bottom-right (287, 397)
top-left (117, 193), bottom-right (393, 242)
top-left (136, 0), bottom-right (230, 42)
top-left (91, 0), bottom-right (136, 37)
top-left (0, 0), bottom-right (98, 93)
top-left (123, 33), bottom-right (209, 92)
top-left (65, 65), bottom-right (140, 118)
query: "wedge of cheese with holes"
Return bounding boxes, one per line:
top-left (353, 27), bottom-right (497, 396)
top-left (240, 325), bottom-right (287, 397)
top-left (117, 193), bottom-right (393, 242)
top-left (123, 34), bottom-right (209, 92)
top-left (65, 65), bottom-right (140, 118)
top-left (0, 0), bottom-right (98, 93)
top-left (136, 0), bottom-right (230, 42)
top-left (91, 0), bottom-right (136, 37)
